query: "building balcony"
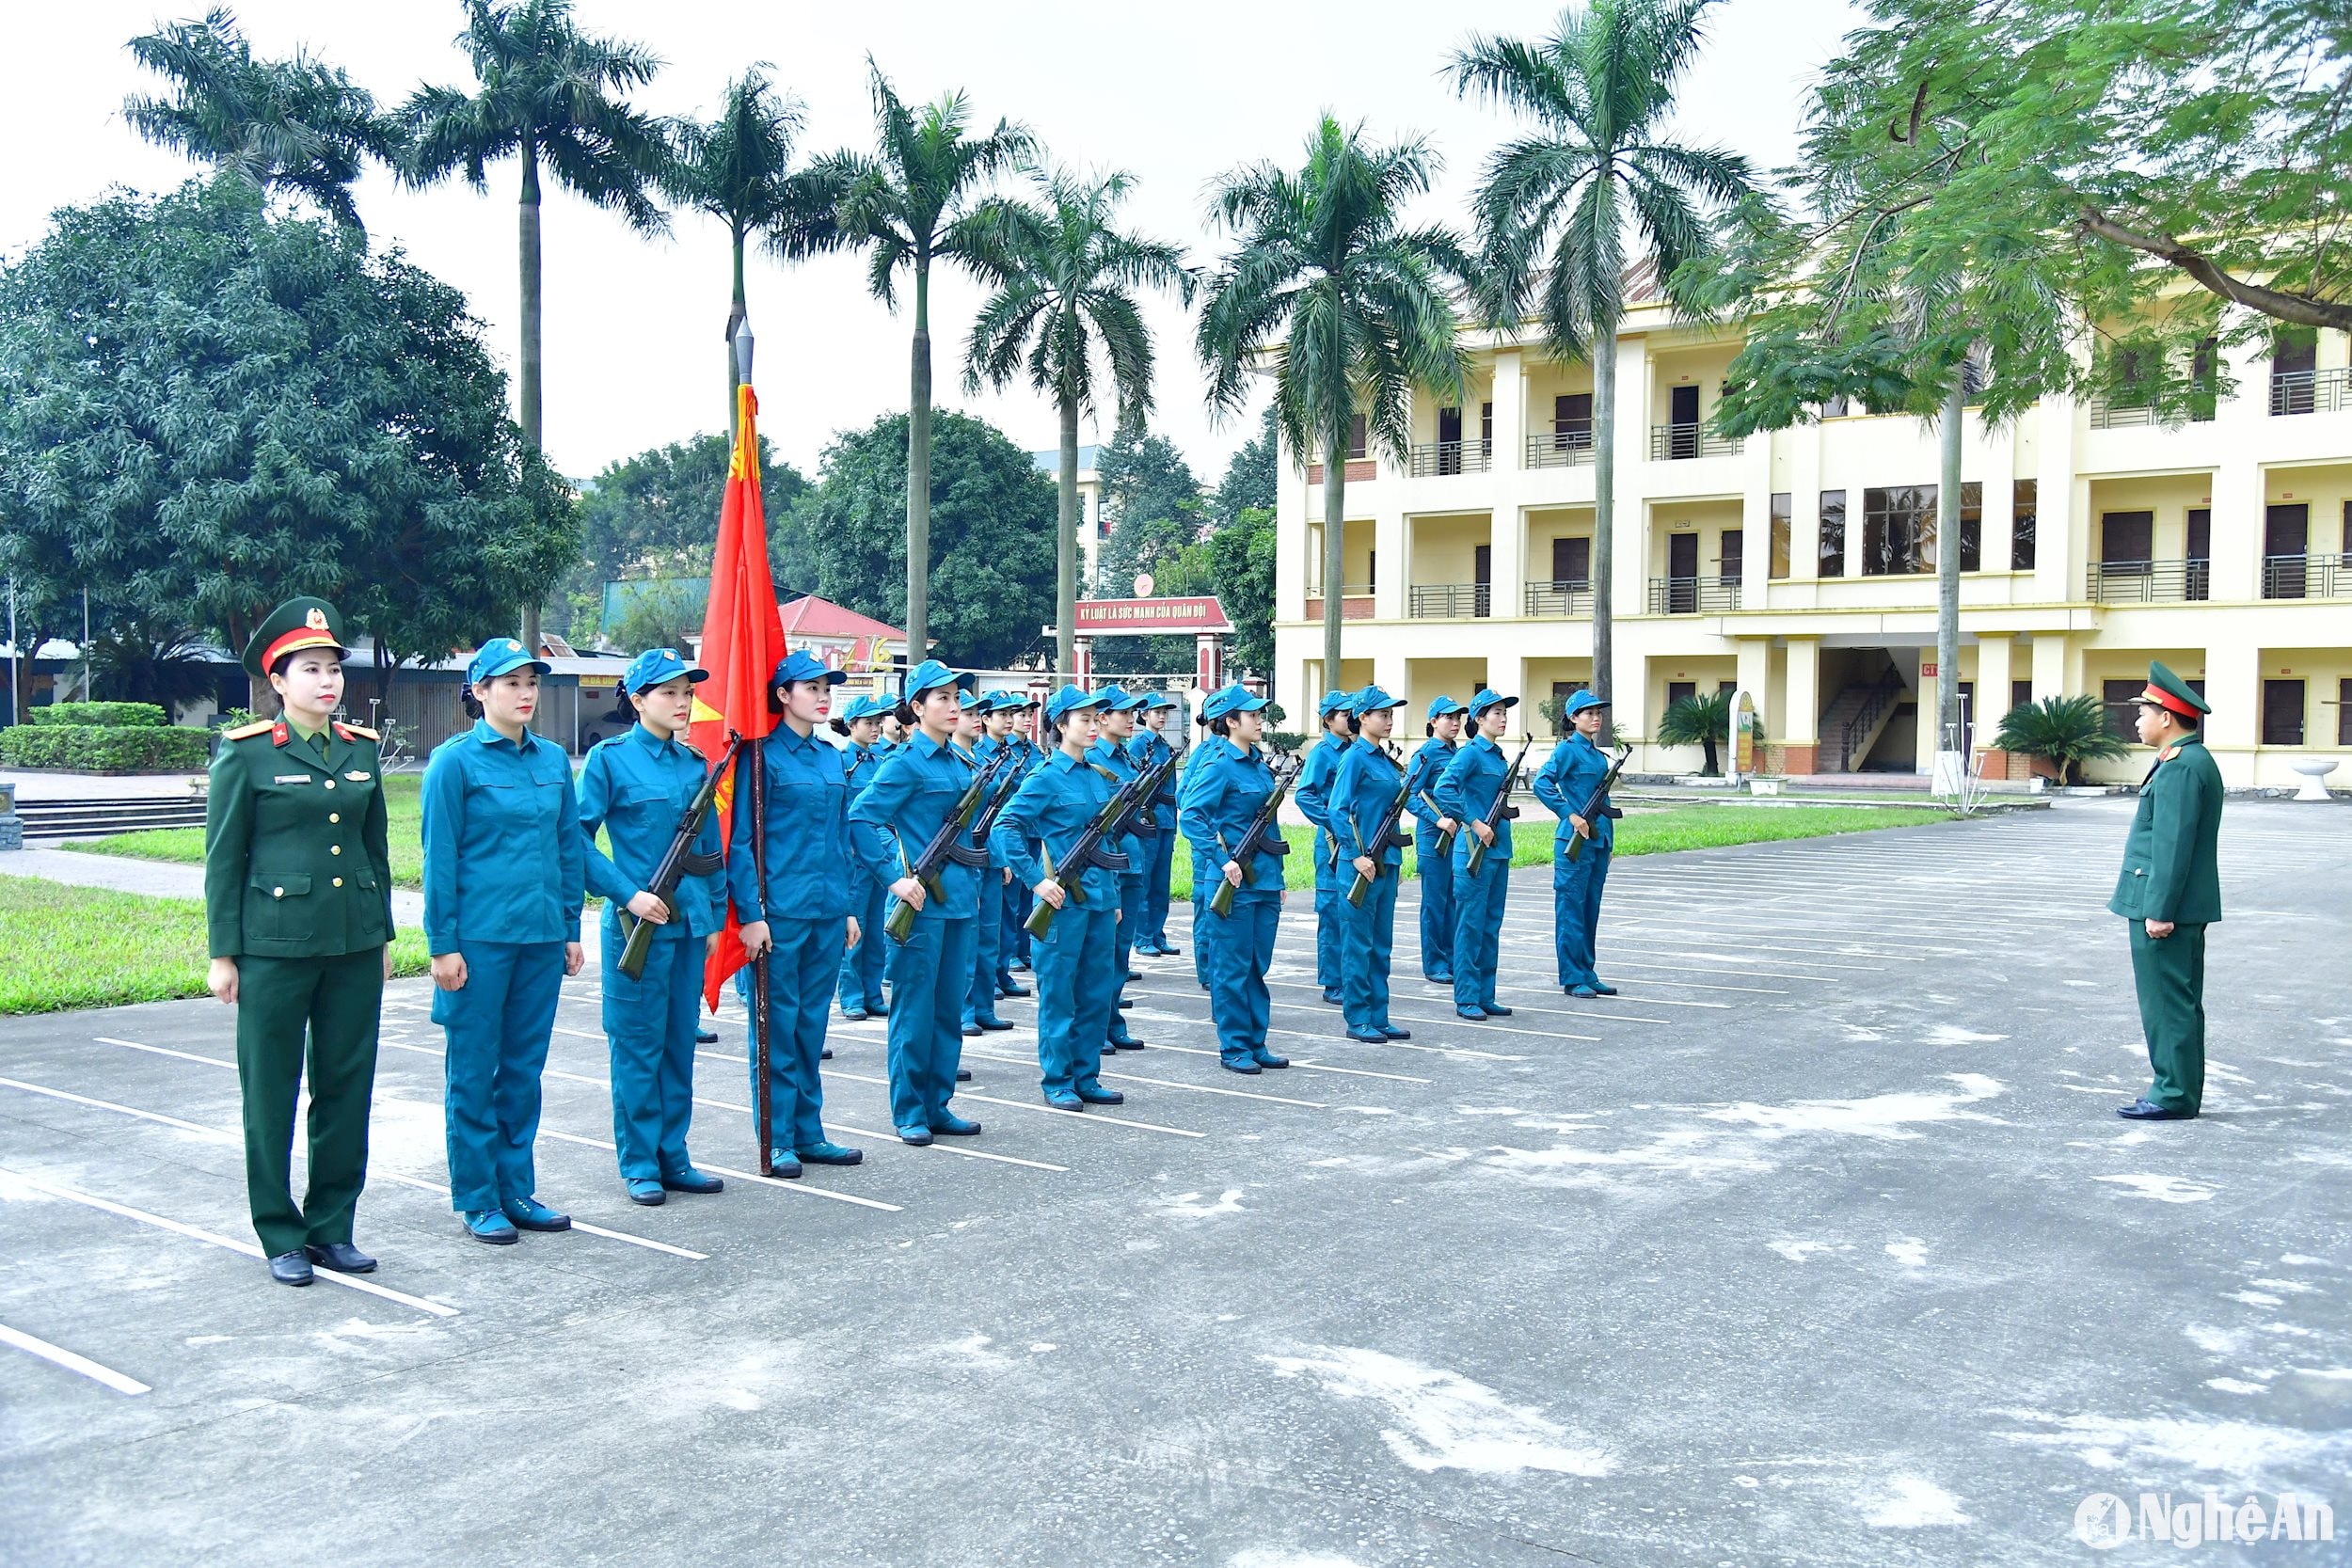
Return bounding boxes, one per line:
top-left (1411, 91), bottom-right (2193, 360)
top-left (1302, 585), bottom-right (1375, 621)
top-left (1406, 441), bottom-right (1492, 477)
top-left (2269, 368), bottom-right (2351, 416)
top-left (1303, 458), bottom-right (1378, 484)
top-left (1646, 577), bottom-right (1741, 613)
top-left (1524, 580), bottom-right (1595, 617)
top-left (1525, 431), bottom-right (1596, 469)
top-left (2086, 397), bottom-right (2217, 430)
top-left (2263, 553), bottom-right (2351, 599)
top-left (1648, 424), bottom-right (1743, 461)
top-left (1407, 582), bottom-right (1491, 619)
top-left (2087, 559), bottom-right (2212, 603)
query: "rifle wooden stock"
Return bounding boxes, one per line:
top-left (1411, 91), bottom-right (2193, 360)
top-left (1210, 754), bottom-right (1297, 919)
top-left (1463, 737), bottom-right (1534, 877)
top-left (1344, 747), bottom-right (1422, 908)
top-left (883, 748), bottom-right (1012, 943)
top-left (618, 735), bottom-right (740, 981)
top-left (1562, 745), bottom-right (1631, 863)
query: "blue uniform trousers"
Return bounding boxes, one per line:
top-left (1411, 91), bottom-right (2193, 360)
top-left (1552, 843), bottom-right (1611, 989)
top-left (1104, 872), bottom-right (1144, 1045)
top-left (836, 871), bottom-right (887, 1013)
top-left (1003, 860), bottom-right (1034, 972)
top-left (1342, 871), bottom-right (1400, 1033)
top-left (1192, 891), bottom-right (1209, 988)
top-left (965, 871), bottom-right (1009, 1027)
top-left (1312, 847), bottom-right (1343, 990)
top-left (884, 915), bottom-right (975, 1131)
top-left (1419, 844), bottom-right (1456, 980)
top-left (1450, 861), bottom-right (1510, 1012)
top-left (435, 938), bottom-right (565, 1213)
top-left (1203, 896), bottom-right (1279, 1067)
top-left (600, 927), bottom-right (702, 1181)
top-left (752, 916), bottom-right (844, 1152)
top-left (1143, 830), bottom-right (1176, 948)
top-left (1035, 902), bottom-right (1118, 1096)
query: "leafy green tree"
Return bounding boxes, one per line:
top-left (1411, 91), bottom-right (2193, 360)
top-left (1199, 116), bottom-right (1470, 689)
top-left (1992, 694), bottom-right (2130, 785)
top-left (1452, 0), bottom-right (1755, 702)
top-left (0, 182), bottom-right (576, 705)
top-left (821, 63), bottom-right (1033, 666)
top-left (1210, 404), bottom-right (1279, 530)
top-left (124, 7), bottom-right (398, 231)
top-left (659, 67), bottom-right (843, 427)
top-left (962, 166), bottom-right (1194, 674)
top-left (1655, 688), bottom-right (1735, 774)
top-left (1094, 423), bottom-right (1204, 594)
top-left (395, 0), bottom-right (670, 651)
top-left (798, 409), bottom-right (1056, 670)
top-left (1207, 504), bottom-right (1278, 677)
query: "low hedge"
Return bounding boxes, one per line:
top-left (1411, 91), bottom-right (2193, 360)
top-left (0, 723), bottom-right (212, 772)
top-left (25, 701), bottom-right (169, 728)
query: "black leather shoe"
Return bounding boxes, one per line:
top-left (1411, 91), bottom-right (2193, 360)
top-left (997, 981), bottom-right (1030, 997)
top-left (1075, 1087), bottom-right (1125, 1106)
top-left (956, 1068), bottom-right (973, 1082)
top-left (695, 1026), bottom-right (719, 1044)
top-left (978, 1018), bottom-right (1014, 1032)
top-left (2117, 1098), bottom-right (2196, 1120)
top-left (303, 1241), bottom-right (376, 1274)
top-left (1380, 1026), bottom-right (1411, 1041)
top-left (1124, 970), bottom-right (1143, 982)
top-left (268, 1250), bottom-right (315, 1286)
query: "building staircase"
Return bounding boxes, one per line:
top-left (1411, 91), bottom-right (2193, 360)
top-left (14, 795), bottom-right (209, 841)
top-left (1816, 666), bottom-right (1910, 773)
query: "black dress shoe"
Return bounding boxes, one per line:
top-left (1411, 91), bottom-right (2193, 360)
top-left (696, 1026), bottom-right (719, 1044)
top-left (978, 1018), bottom-right (1014, 1032)
top-left (303, 1241), bottom-right (376, 1274)
top-left (1075, 1086), bottom-right (1125, 1105)
top-left (2117, 1098), bottom-right (2196, 1121)
top-left (956, 1067), bottom-right (973, 1082)
top-left (268, 1250), bottom-right (315, 1287)
top-left (997, 981), bottom-right (1030, 997)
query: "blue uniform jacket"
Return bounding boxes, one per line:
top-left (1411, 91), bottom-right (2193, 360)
top-left (841, 738), bottom-right (887, 801)
top-left (1534, 732), bottom-right (1616, 852)
top-left (1407, 737), bottom-right (1457, 835)
top-left (991, 750), bottom-right (1120, 905)
top-left (421, 720), bottom-right (584, 953)
top-left (1436, 733), bottom-right (1515, 865)
top-left (577, 723), bottom-right (723, 940)
top-left (973, 734), bottom-right (1024, 869)
top-left (1179, 736), bottom-right (1287, 900)
top-left (1296, 732), bottom-right (1353, 871)
top-left (724, 722), bottom-right (854, 926)
top-left (1129, 730), bottom-right (1179, 831)
top-left (1330, 741), bottom-right (1408, 868)
top-left (1087, 736), bottom-right (1145, 863)
top-left (849, 730), bottom-right (984, 921)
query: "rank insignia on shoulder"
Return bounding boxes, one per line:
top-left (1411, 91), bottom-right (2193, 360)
top-left (222, 720), bottom-right (276, 741)
top-left (335, 721), bottom-right (380, 741)
top-left (344, 770), bottom-right (372, 782)
top-left (2158, 745), bottom-right (2180, 762)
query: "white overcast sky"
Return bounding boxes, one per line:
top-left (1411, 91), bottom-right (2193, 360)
top-left (5, 0), bottom-right (1863, 486)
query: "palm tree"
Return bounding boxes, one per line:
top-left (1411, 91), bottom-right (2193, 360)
top-left (821, 63), bottom-right (1032, 664)
top-left (1992, 694), bottom-right (2129, 786)
top-left (1452, 0), bottom-right (1754, 702)
top-left (1198, 117), bottom-right (1470, 690)
top-left (125, 7), bottom-right (398, 230)
top-left (396, 0), bottom-right (670, 651)
top-left (1655, 687), bottom-right (1735, 774)
top-left (659, 68), bottom-right (843, 434)
top-left (963, 168), bottom-right (1195, 675)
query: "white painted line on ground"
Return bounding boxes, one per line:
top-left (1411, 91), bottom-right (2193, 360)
top-left (0, 1075), bottom-right (232, 1140)
top-left (819, 1069), bottom-right (1208, 1139)
top-left (94, 1036), bottom-right (236, 1069)
top-left (956, 1047), bottom-right (1330, 1109)
top-left (534, 1130), bottom-right (906, 1212)
top-left (1117, 1031), bottom-right (1433, 1085)
top-left (0, 1323), bottom-right (151, 1396)
top-left (1262, 1026), bottom-right (1534, 1061)
top-left (0, 1167), bottom-right (458, 1318)
top-left (365, 1170), bottom-right (708, 1260)
top-left (675, 1059), bottom-right (1071, 1172)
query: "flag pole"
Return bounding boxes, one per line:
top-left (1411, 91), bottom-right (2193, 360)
top-left (749, 733), bottom-right (775, 1174)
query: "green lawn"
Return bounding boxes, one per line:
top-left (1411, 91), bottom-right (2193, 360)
top-left (82, 773), bottom-right (430, 888)
top-left (0, 875), bottom-right (433, 1016)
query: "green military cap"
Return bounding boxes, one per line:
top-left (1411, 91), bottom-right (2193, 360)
top-left (2135, 660), bottom-right (2211, 719)
top-left (242, 597), bottom-right (350, 681)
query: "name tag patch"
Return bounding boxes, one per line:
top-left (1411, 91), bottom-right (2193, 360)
top-left (273, 774), bottom-right (311, 784)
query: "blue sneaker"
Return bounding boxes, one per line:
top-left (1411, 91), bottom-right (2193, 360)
top-left (795, 1142), bottom-right (863, 1166)
top-left (1220, 1056), bottom-right (1263, 1076)
top-left (897, 1123), bottom-right (934, 1146)
top-left (661, 1166), bottom-right (724, 1194)
top-left (764, 1149), bottom-right (803, 1179)
top-left (463, 1209), bottom-right (518, 1244)
top-left (501, 1196), bottom-right (571, 1232)
top-left (1455, 1005), bottom-right (1488, 1022)
top-left (626, 1179), bottom-right (665, 1206)
top-left (931, 1112), bottom-right (983, 1137)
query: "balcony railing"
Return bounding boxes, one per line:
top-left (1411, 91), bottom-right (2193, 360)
top-left (1525, 431), bottom-right (1596, 468)
top-left (1646, 577), bottom-right (1741, 613)
top-left (1407, 583), bottom-right (1491, 618)
top-left (2086, 392), bottom-right (2218, 430)
top-left (2263, 553), bottom-right (2351, 599)
top-left (2087, 559), bottom-right (2211, 603)
top-left (1648, 423), bottom-right (1743, 461)
top-left (1406, 440), bottom-right (1492, 477)
top-left (2269, 368), bottom-right (2351, 416)
top-left (1524, 580), bottom-right (1596, 617)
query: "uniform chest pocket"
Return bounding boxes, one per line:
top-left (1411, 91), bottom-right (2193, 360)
top-left (779, 767), bottom-right (847, 816)
top-left (478, 775), bottom-right (559, 830)
top-left (247, 872), bottom-right (315, 942)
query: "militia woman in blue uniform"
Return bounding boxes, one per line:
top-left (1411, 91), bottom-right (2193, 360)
top-left (1409, 696), bottom-right (1466, 985)
top-left (1435, 689), bottom-right (1518, 1022)
top-left (1088, 685), bottom-right (1149, 1052)
top-left (1295, 689), bottom-right (1357, 1006)
top-left (992, 693), bottom-right (1041, 988)
top-left (1130, 691), bottom-right (1184, 957)
top-left (850, 659), bottom-right (988, 1145)
top-left (422, 638), bottom-right (585, 1245)
top-left (1329, 685), bottom-right (1414, 1044)
top-left (204, 597), bottom-right (393, 1286)
top-left (727, 650), bottom-right (866, 1177)
top-left (1180, 683), bottom-right (1291, 1075)
top-left (993, 686), bottom-right (1128, 1110)
top-left (961, 692), bottom-right (1022, 1037)
top-left (1533, 689), bottom-right (1619, 998)
top-left (832, 694), bottom-right (893, 1021)
top-left (576, 648), bottom-right (728, 1205)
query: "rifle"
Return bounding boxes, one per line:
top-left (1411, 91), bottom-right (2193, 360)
top-left (617, 734), bottom-right (742, 981)
top-left (1414, 768), bottom-right (1458, 862)
top-left (1209, 752), bottom-right (1301, 919)
top-left (1344, 747), bottom-right (1424, 907)
top-left (1463, 736), bottom-right (1534, 878)
top-left (883, 746), bottom-right (1014, 942)
top-left (1562, 744), bottom-right (1632, 863)
top-left (1024, 752), bottom-right (1177, 939)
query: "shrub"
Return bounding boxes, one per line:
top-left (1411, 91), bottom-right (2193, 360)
top-left (1656, 689), bottom-right (1737, 775)
top-left (25, 701), bottom-right (169, 728)
top-left (1992, 695), bottom-right (2130, 784)
top-left (0, 724), bottom-right (212, 772)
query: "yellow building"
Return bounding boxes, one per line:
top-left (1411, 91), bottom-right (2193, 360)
top-left (1270, 294), bottom-right (2352, 788)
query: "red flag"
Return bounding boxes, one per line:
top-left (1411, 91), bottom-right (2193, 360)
top-left (696, 385), bottom-right (784, 1009)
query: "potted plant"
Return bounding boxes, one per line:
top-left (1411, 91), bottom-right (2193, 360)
top-left (1655, 689), bottom-right (1737, 776)
top-left (1990, 695), bottom-right (2130, 785)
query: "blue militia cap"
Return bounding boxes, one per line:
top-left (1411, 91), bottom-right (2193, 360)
top-left (1203, 683), bottom-right (1271, 721)
top-left (840, 694), bottom-right (889, 721)
top-left (1352, 684), bottom-right (1405, 715)
top-left (902, 658), bottom-right (972, 701)
top-left (1466, 688), bottom-right (1518, 717)
top-left (1044, 684), bottom-right (1105, 724)
top-left (1563, 689), bottom-right (1611, 717)
top-left (1426, 694), bottom-right (1467, 719)
top-left (622, 647), bottom-right (707, 693)
top-left (1318, 688), bottom-right (1353, 719)
top-left (771, 648), bottom-right (848, 689)
top-left (468, 638), bottom-right (549, 685)
top-left (1141, 690), bottom-right (1181, 711)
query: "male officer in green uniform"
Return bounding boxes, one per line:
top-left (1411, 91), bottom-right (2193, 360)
top-left (204, 597), bottom-right (394, 1285)
top-left (2108, 660), bottom-right (2222, 1121)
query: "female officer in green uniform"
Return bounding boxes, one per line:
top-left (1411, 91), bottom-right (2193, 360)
top-left (205, 597), bottom-right (394, 1287)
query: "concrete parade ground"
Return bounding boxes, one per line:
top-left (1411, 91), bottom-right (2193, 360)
top-left (1, 800), bottom-right (2346, 1567)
